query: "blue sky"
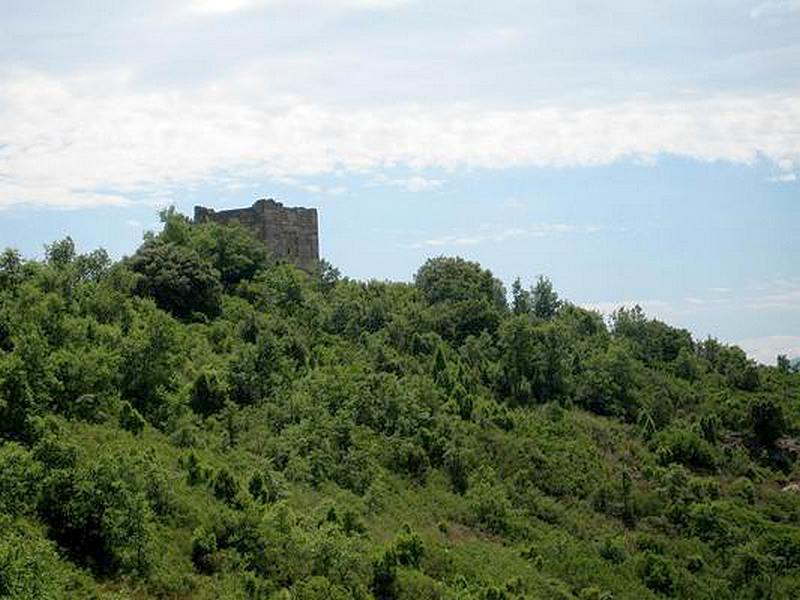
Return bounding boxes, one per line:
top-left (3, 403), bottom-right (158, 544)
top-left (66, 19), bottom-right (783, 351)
top-left (0, 1), bottom-right (798, 362)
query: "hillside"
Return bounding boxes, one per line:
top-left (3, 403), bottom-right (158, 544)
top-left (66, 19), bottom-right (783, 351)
top-left (1, 210), bottom-right (799, 600)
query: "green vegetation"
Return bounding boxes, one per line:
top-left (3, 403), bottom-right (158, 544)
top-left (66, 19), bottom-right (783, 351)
top-left (1, 210), bottom-right (799, 599)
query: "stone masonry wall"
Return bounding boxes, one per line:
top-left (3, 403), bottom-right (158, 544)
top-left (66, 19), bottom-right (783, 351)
top-left (194, 198), bottom-right (319, 271)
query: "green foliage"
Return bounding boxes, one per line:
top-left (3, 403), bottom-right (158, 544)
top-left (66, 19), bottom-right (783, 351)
top-left (212, 467), bottom-right (241, 506)
top-left (190, 368), bottom-right (229, 416)
top-left (497, 316), bottom-right (569, 405)
top-left (0, 443), bottom-right (43, 515)
top-left (129, 240), bottom-right (222, 320)
top-left (531, 275), bottom-right (561, 320)
top-left (749, 397), bottom-right (786, 447)
top-left (39, 452), bottom-right (157, 577)
top-left (119, 401), bottom-right (146, 435)
top-left (393, 524), bottom-right (424, 568)
top-left (415, 256), bottom-right (506, 342)
top-left (0, 218), bottom-right (797, 599)
top-left (576, 341), bottom-right (639, 419)
top-left (191, 526), bottom-right (218, 574)
top-left (654, 427), bottom-right (719, 470)
top-left (0, 520), bottom-right (65, 599)
top-left (637, 551), bottom-right (676, 595)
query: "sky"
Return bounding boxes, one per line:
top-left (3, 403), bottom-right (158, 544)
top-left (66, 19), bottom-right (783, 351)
top-left (0, 1), bottom-right (798, 363)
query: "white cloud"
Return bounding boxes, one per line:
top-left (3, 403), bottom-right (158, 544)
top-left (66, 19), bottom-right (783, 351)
top-left (580, 299), bottom-right (671, 316)
top-left (1, 70), bottom-right (799, 208)
top-left (125, 219), bottom-right (142, 228)
top-left (750, 0), bottom-right (800, 19)
top-left (768, 171), bottom-right (797, 182)
top-left (389, 175), bottom-right (445, 192)
top-left (187, 0), bottom-right (407, 14)
top-left (737, 335), bottom-right (800, 364)
top-left (744, 277), bottom-right (800, 310)
top-left (503, 197), bottom-right (527, 210)
top-left (409, 223), bottom-right (600, 248)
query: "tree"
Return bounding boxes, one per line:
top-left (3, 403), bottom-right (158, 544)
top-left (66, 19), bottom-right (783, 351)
top-left (44, 237), bottom-right (76, 268)
top-left (414, 256), bottom-right (506, 343)
top-left (40, 454), bottom-right (156, 577)
top-left (750, 397), bottom-right (786, 447)
top-left (0, 443), bottom-right (43, 515)
top-left (190, 368), bottom-right (229, 416)
top-left (531, 275), bottom-right (560, 319)
top-left (612, 305), bottom-right (693, 364)
top-left (497, 316), bottom-right (569, 405)
top-left (190, 219), bottom-right (270, 288)
top-left (129, 240), bottom-right (222, 320)
top-left (576, 342), bottom-right (639, 419)
top-left (511, 278), bottom-right (531, 315)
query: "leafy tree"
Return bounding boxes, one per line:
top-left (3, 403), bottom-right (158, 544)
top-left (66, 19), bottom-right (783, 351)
top-left (637, 552), bottom-right (675, 595)
top-left (576, 341), bottom-right (639, 419)
top-left (0, 522), bottom-right (65, 599)
top-left (191, 526), bottom-right (218, 574)
top-left (0, 443), bottom-right (43, 515)
top-left (190, 368), bottom-right (229, 416)
top-left (497, 316), bottom-right (569, 405)
top-left (44, 237), bottom-right (76, 268)
top-left (510, 277), bottom-right (531, 315)
top-left (191, 219), bottom-right (270, 288)
top-left (213, 467), bottom-right (240, 506)
top-left (40, 454), bottom-right (156, 577)
top-left (750, 397), bottom-right (786, 447)
top-left (415, 256), bottom-right (506, 342)
top-left (129, 240), bottom-right (222, 320)
top-left (612, 305), bottom-right (693, 364)
top-left (119, 401), bottom-right (146, 435)
top-left (531, 275), bottom-right (560, 319)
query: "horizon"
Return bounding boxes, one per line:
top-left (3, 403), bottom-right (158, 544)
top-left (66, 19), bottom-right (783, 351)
top-left (1, 1), bottom-right (798, 363)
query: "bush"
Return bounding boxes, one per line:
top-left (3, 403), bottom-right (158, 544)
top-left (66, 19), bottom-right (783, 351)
top-left (0, 443), bottom-right (43, 515)
top-left (190, 369), bottom-right (228, 416)
top-left (394, 525), bottom-right (424, 568)
top-left (599, 536), bottom-right (627, 564)
top-left (371, 549), bottom-right (397, 600)
top-left (750, 398), bottom-right (786, 447)
top-left (637, 552), bottom-right (675, 595)
top-left (191, 526), bottom-right (218, 574)
top-left (129, 241), bottom-right (222, 320)
top-left (212, 467), bottom-right (240, 506)
top-left (654, 427), bottom-right (718, 470)
top-left (466, 469), bottom-right (512, 534)
top-left (39, 454), bottom-right (156, 577)
top-left (119, 401), bottom-right (146, 435)
top-left (0, 522), bottom-right (65, 599)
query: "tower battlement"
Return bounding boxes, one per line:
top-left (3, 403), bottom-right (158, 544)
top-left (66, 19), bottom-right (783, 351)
top-left (194, 198), bottom-right (319, 271)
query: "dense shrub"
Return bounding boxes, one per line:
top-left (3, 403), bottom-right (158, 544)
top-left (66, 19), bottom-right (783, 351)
top-left (0, 521), bottom-right (65, 599)
top-left (39, 454), bottom-right (157, 576)
top-left (129, 241), bottom-right (222, 320)
top-left (0, 443), bottom-right (43, 515)
top-left (654, 427), bottom-right (718, 470)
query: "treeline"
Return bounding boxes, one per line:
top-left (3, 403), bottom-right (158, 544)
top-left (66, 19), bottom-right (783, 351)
top-left (0, 209), bottom-right (798, 599)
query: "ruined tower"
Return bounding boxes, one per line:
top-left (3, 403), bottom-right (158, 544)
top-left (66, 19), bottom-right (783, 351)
top-left (193, 198), bottom-right (319, 271)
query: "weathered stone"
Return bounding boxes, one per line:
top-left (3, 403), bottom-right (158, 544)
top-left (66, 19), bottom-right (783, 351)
top-left (194, 198), bottom-right (319, 271)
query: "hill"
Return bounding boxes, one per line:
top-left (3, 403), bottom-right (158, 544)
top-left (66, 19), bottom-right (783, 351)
top-left (1, 209), bottom-right (799, 599)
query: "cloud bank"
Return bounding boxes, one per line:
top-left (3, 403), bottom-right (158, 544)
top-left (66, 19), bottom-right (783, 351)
top-left (1, 71), bottom-right (799, 208)
top-left (187, 0), bottom-right (407, 14)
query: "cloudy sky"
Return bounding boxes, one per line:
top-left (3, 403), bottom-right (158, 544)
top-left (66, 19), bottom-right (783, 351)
top-left (1, 0), bottom-right (798, 362)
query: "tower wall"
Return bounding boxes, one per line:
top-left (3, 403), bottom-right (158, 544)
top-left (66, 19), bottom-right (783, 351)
top-left (193, 199), bottom-right (319, 271)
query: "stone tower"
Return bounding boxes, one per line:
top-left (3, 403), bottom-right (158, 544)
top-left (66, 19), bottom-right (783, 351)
top-left (193, 198), bottom-right (319, 271)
